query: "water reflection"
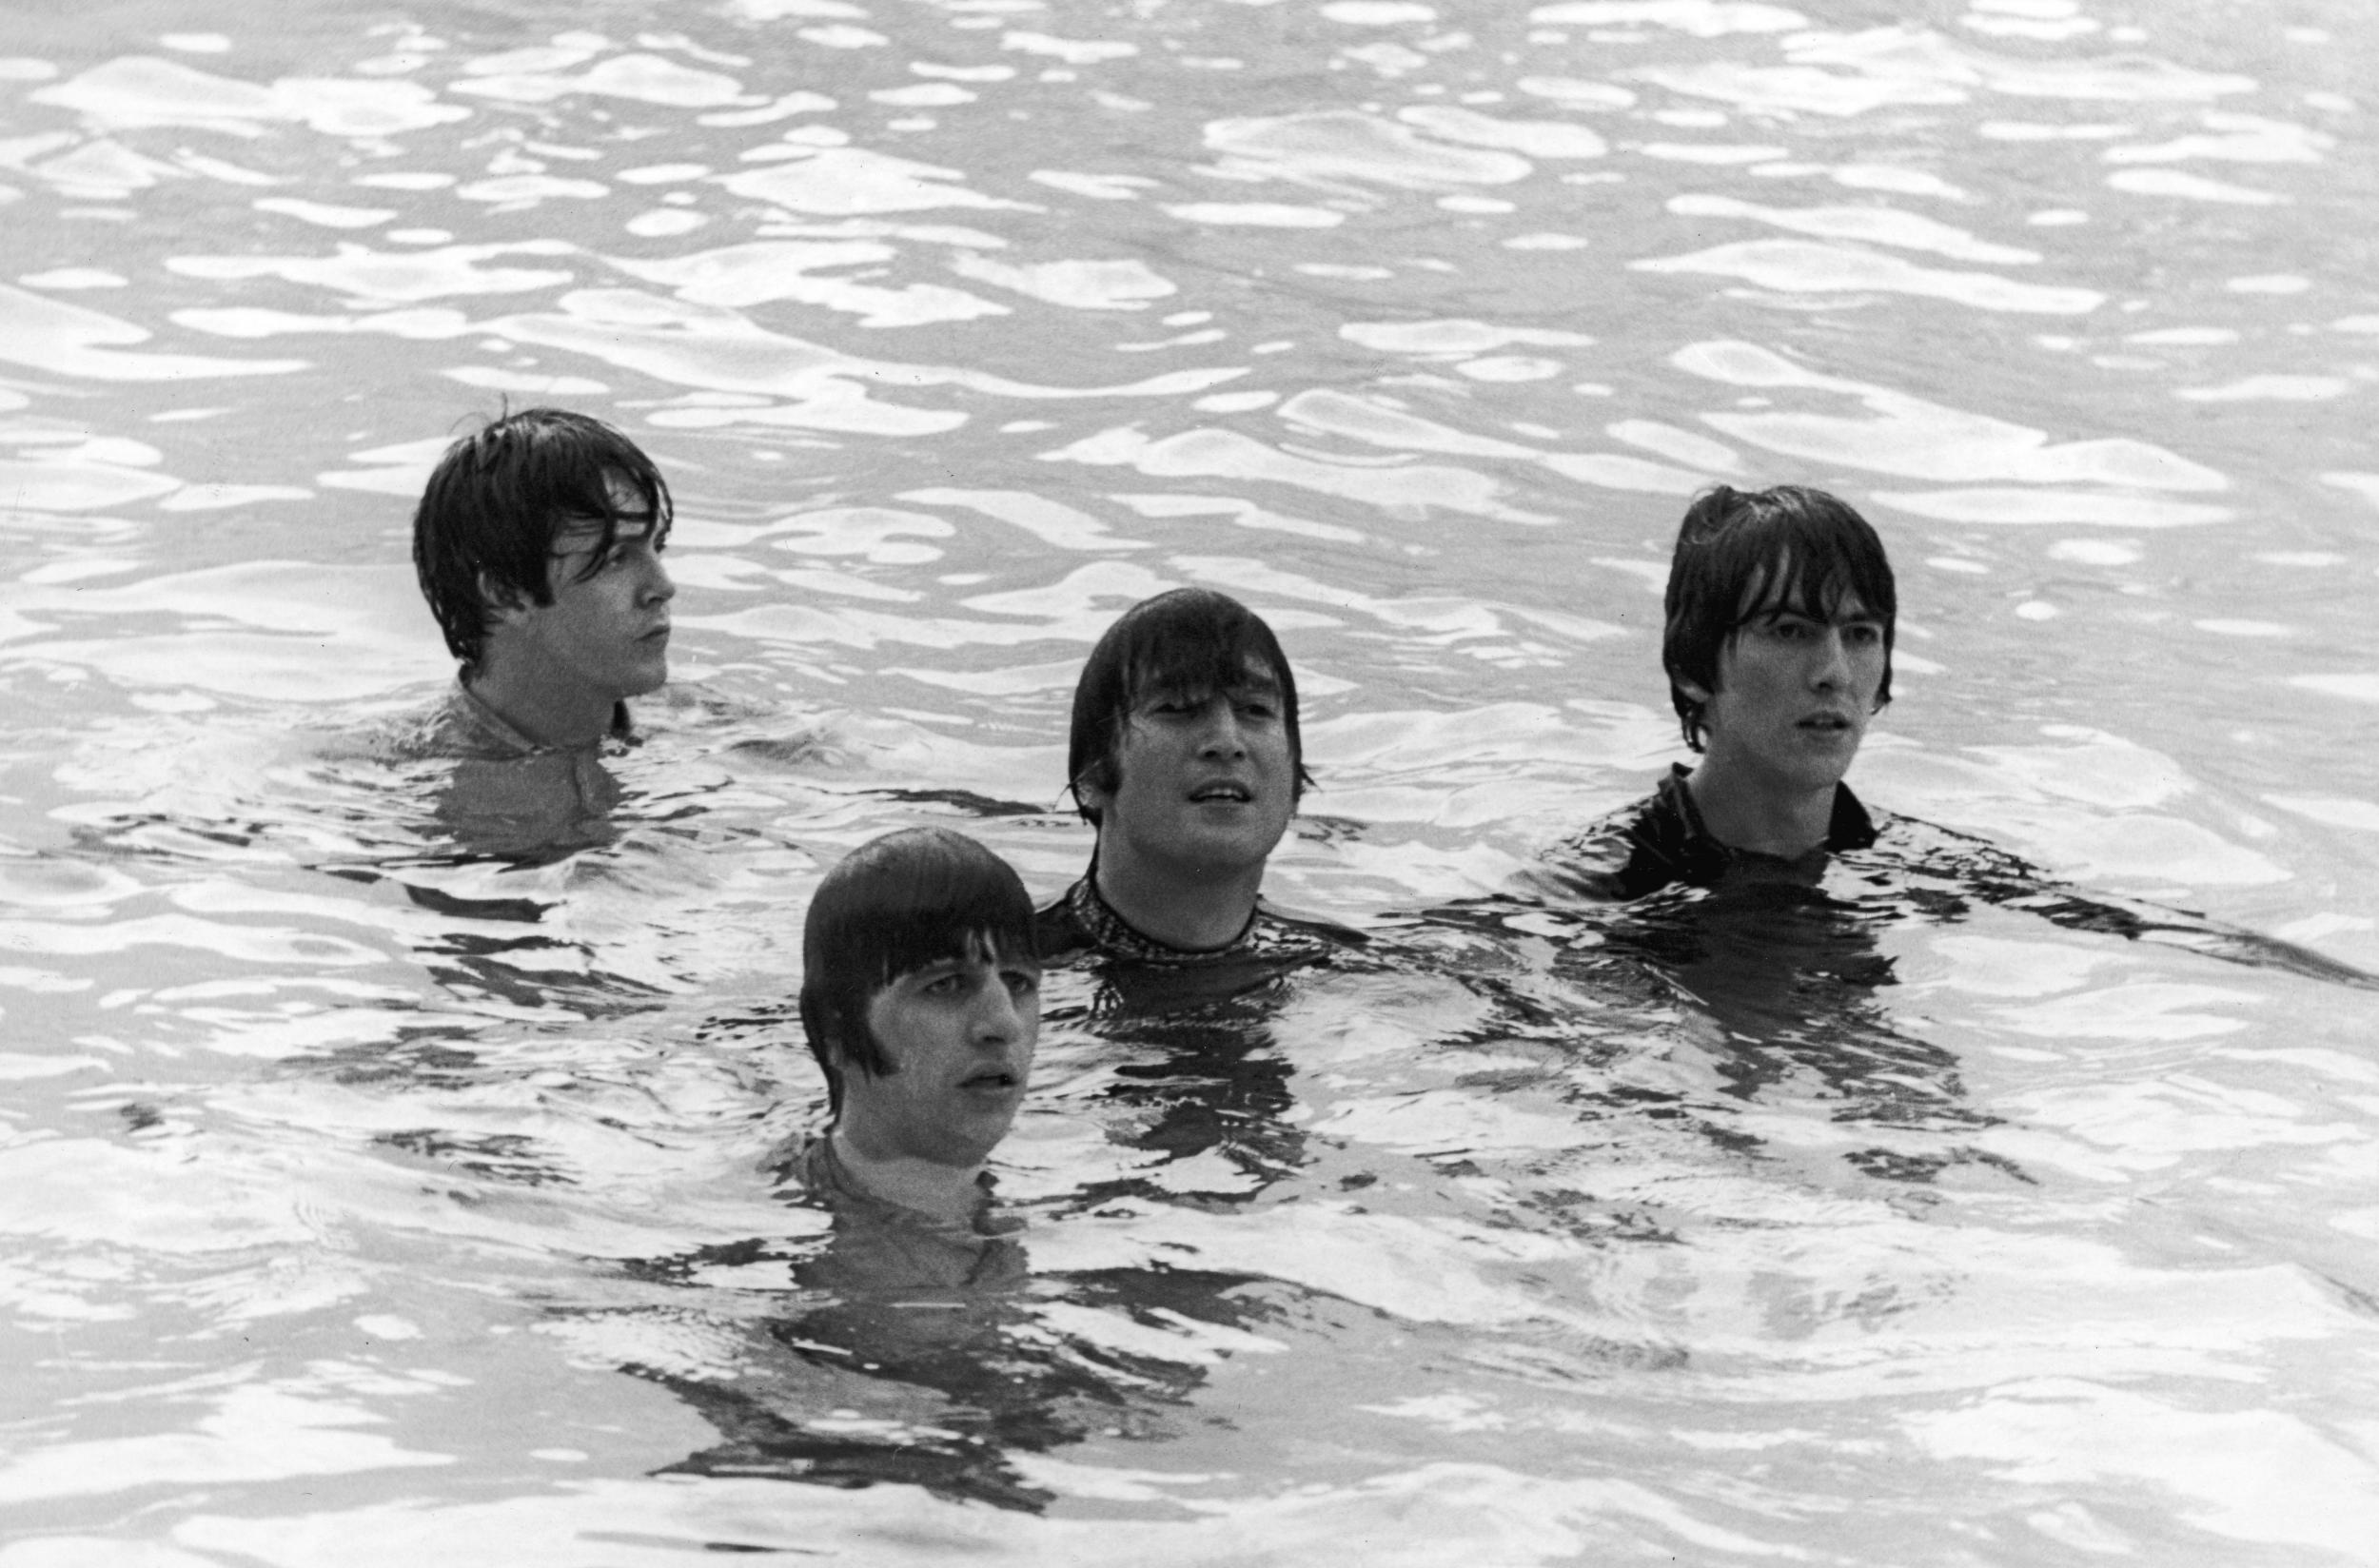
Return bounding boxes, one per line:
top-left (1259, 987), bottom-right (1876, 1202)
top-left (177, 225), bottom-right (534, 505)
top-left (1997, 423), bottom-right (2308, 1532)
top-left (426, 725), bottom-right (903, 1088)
top-left (631, 1134), bottom-right (1290, 1513)
top-left (6, 0), bottom-right (2379, 1557)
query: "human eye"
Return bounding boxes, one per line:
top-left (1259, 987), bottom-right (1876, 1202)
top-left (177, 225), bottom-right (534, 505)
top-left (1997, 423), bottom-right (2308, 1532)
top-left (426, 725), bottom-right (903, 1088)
top-left (917, 968), bottom-right (965, 996)
top-left (1003, 966), bottom-right (1040, 997)
top-left (1845, 620), bottom-right (1884, 646)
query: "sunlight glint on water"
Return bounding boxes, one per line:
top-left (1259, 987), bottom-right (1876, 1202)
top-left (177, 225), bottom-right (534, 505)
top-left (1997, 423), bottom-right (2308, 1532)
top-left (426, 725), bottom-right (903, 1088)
top-left (1, 0), bottom-right (2376, 1562)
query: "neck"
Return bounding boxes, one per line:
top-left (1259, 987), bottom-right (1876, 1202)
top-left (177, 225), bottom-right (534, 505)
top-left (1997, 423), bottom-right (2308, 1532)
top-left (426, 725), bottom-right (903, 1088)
top-left (827, 1126), bottom-right (986, 1225)
top-left (1091, 839), bottom-right (1263, 951)
top-left (466, 650), bottom-right (619, 750)
top-left (1683, 753), bottom-right (1838, 858)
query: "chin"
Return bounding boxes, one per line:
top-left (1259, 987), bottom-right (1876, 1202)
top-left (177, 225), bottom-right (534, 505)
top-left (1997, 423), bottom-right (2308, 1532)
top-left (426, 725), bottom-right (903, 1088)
top-left (1202, 818), bottom-right (1291, 861)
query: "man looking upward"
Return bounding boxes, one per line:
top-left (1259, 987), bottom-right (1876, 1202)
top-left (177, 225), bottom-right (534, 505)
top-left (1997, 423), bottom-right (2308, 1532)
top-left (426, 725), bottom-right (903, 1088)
top-left (409, 406), bottom-right (677, 756)
top-left (1037, 588), bottom-right (1354, 968)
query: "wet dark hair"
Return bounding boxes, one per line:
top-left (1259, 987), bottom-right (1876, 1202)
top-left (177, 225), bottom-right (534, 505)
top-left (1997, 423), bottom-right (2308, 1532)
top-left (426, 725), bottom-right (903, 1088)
top-left (797, 827), bottom-right (1038, 1120)
top-left (1661, 484), bottom-right (1897, 752)
top-left (411, 406), bottom-right (673, 673)
top-left (1065, 587), bottom-right (1314, 825)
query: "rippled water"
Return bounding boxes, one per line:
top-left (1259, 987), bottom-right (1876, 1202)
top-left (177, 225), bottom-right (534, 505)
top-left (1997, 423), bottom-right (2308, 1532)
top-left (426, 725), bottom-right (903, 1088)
top-left (4, 0), bottom-right (2378, 1561)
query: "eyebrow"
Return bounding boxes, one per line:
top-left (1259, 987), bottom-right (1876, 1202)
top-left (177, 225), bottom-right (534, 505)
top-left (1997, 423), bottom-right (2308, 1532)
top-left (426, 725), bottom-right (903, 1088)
top-left (1137, 668), bottom-right (1282, 699)
top-left (1749, 600), bottom-right (1875, 619)
top-left (551, 512), bottom-right (659, 548)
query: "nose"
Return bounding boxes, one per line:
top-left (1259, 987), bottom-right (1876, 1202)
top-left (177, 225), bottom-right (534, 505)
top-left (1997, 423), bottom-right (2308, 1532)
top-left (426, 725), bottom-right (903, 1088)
top-left (1196, 700), bottom-right (1247, 759)
top-left (969, 979), bottom-right (1026, 1047)
top-left (624, 539), bottom-right (676, 605)
top-left (1810, 627), bottom-right (1851, 690)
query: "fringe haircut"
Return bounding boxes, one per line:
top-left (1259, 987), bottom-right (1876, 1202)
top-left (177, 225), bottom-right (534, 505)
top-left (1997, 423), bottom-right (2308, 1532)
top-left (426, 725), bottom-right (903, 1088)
top-left (797, 827), bottom-right (1038, 1118)
top-left (1065, 587), bottom-right (1313, 824)
top-left (1661, 484), bottom-right (1897, 751)
top-left (411, 406), bottom-right (672, 672)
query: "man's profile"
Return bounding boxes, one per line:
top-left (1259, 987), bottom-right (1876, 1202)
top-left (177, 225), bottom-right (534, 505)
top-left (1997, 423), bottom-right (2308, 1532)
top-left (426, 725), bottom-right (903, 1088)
top-left (409, 406), bottom-right (677, 758)
top-left (793, 826), bottom-right (1041, 1228)
top-left (1036, 587), bottom-right (1357, 970)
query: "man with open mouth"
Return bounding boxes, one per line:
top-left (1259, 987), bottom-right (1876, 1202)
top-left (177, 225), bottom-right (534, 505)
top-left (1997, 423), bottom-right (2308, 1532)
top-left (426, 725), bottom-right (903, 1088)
top-left (1036, 587), bottom-right (1361, 971)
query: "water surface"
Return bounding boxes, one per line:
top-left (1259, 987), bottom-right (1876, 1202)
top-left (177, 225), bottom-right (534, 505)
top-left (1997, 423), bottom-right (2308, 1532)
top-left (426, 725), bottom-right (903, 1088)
top-left (3, 0), bottom-right (2377, 1561)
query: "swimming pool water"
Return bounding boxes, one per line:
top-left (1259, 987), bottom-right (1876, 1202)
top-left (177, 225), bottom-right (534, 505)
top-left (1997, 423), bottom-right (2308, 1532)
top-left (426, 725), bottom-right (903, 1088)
top-left (2, 0), bottom-right (2376, 1561)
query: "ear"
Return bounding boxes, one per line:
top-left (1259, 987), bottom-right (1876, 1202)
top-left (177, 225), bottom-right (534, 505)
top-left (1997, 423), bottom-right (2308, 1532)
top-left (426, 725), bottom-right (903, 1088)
top-left (1072, 754), bottom-right (1119, 816)
top-left (478, 571), bottom-right (532, 627)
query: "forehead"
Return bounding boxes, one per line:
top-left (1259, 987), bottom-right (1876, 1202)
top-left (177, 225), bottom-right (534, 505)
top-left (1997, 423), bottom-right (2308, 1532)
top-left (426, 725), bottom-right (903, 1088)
top-left (1130, 651), bottom-right (1282, 703)
top-left (550, 481), bottom-right (659, 552)
top-left (876, 929), bottom-right (1037, 983)
top-left (1733, 551), bottom-right (1875, 622)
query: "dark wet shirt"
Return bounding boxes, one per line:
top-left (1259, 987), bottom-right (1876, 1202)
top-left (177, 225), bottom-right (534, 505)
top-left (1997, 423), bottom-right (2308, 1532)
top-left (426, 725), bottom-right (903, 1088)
top-left (1034, 874), bottom-right (1365, 970)
top-left (1545, 763), bottom-right (1877, 903)
top-left (1535, 762), bottom-right (2374, 997)
top-left (1033, 876), bottom-right (1367, 1187)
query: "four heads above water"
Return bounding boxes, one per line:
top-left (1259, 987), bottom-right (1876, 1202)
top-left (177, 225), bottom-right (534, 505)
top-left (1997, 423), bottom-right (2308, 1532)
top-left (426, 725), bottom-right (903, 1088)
top-left (1661, 483), bottom-right (1898, 859)
top-left (412, 407), bottom-right (678, 751)
top-left (396, 404), bottom-right (1899, 1171)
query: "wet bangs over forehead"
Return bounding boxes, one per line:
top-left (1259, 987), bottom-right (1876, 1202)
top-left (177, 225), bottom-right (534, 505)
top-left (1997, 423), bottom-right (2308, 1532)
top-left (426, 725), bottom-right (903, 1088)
top-left (1661, 484), bottom-right (1897, 751)
top-left (1066, 587), bottom-right (1311, 822)
top-left (798, 827), bottom-right (1037, 1113)
top-left (412, 406), bottom-right (673, 668)
top-left (1732, 540), bottom-right (1884, 625)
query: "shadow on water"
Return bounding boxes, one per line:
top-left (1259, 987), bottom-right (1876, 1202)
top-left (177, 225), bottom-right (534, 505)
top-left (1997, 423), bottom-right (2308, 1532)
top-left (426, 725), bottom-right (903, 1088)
top-left (623, 1161), bottom-right (1289, 1514)
top-left (1048, 952), bottom-right (1347, 1201)
top-left (1442, 800), bottom-right (2379, 1187)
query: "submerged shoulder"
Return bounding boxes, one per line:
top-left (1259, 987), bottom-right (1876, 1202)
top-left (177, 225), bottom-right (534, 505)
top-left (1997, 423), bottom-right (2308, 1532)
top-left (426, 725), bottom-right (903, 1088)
top-left (366, 683), bottom-right (523, 763)
top-left (1033, 876), bottom-right (1364, 967)
top-left (1535, 777), bottom-right (1701, 902)
top-left (1250, 896), bottom-right (1370, 952)
top-left (1033, 881), bottom-right (1097, 965)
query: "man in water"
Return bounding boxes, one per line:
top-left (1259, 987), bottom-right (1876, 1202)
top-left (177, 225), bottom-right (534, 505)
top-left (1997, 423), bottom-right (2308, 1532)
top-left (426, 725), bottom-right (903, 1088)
top-left (1031, 587), bottom-right (1365, 1200)
top-left (662, 827), bottom-right (1249, 1507)
top-left (793, 825), bottom-right (1041, 1227)
top-left (1036, 586), bottom-right (1358, 970)
top-left (1551, 481), bottom-right (2371, 980)
top-left (1532, 484), bottom-right (2369, 1139)
top-left (408, 406), bottom-right (677, 758)
top-left (676, 828), bottom-right (1051, 1505)
top-left (1563, 483), bottom-right (1895, 896)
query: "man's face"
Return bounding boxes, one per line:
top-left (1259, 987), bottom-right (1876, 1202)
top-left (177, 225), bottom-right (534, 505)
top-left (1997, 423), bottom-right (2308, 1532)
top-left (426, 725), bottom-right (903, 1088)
top-left (838, 949), bottom-right (1040, 1169)
top-left (1084, 662), bottom-right (1297, 882)
top-left (496, 479), bottom-right (675, 702)
top-left (1691, 589), bottom-right (1888, 796)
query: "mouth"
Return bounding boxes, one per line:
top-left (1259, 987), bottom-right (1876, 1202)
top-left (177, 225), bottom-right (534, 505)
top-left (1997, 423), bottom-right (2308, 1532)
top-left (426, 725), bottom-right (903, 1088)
top-left (639, 625), bottom-right (671, 645)
top-left (959, 1068), bottom-right (1021, 1092)
top-left (1189, 781), bottom-right (1253, 804)
top-left (1797, 713), bottom-right (1854, 733)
